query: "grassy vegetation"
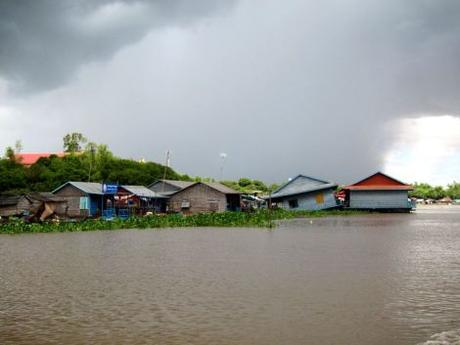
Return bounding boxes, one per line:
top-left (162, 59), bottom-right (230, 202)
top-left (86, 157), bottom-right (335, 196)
top-left (0, 209), bottom-right (367, 234)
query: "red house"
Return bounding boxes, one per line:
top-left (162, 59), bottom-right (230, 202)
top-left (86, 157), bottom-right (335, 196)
top-left (343, 172), bottom-right (414, 211)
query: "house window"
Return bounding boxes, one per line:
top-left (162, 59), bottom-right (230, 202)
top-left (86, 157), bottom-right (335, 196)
top-left (288, 199), bottom-right (299, 209)
top-left (208, 198), bottom-right (219, 211)
top-left (181, 200), bottom-right (191, 209)
top-left (315, 193), bottom-right (324, 204)
top-left (79, 197), bottom-right (89, 210)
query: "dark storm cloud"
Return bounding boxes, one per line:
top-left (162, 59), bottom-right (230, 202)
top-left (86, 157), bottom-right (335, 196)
top-left (0, 0), bottom-right (235, 93)
top-left (1, 0), bottom-right (460, 183)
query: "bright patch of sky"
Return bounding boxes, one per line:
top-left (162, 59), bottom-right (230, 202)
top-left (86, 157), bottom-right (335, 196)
top-left (384, 115), bottom-right (460, 186)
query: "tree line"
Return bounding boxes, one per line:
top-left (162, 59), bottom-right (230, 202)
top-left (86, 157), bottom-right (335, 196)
top-left (0, 134), bottom-right (182, 194)
top-left (0, 133), bottom-right (279, 195)
top-left (3, 133), bottom-right (457, 198)
top-left (409, 182), bottom-right (460, 200)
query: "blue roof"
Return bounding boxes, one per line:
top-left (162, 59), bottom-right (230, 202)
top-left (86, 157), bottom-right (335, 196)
top-left (270, 174), bottom-right (337, 199)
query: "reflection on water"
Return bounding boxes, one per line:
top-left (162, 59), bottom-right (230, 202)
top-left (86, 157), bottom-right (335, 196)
top-left (417, 329), bottom-right (460, 345)
top-left (0, 206), bottom-right (459, 345)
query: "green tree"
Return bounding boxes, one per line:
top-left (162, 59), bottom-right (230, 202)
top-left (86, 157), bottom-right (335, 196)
top-left (446, 182), bottom-right (460, 199)
top-left (0, 158), bottom-right (27, 193)
top-left (238, 178), bottom-right (252, 188)
top-left (4, 146), bottom-right (15, 161)
top-left (63, 132), bottom-right (87, 153)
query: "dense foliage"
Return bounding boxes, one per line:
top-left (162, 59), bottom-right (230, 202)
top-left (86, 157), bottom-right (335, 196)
top-left (0, 136), bottom-right (182, 194)
top-left (410, 182), bottom-right (460, 200)
top-left (0, 209), bottom-right (365, 234)
top-left (1, 133), bottom-right (281, 195)
top-left (220, 178), bottom-right (280, 194)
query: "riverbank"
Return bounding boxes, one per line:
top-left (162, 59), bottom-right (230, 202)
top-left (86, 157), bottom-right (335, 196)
top-left (0, 209), bottom-right (366, 234)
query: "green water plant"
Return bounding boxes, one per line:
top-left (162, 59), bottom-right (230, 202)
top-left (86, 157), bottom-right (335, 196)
top-left (0, 209), bottom-right (366, 234)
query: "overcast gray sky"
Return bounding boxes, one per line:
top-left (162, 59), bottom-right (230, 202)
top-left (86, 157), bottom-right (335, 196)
top-left (1, 0), bottom-right (460, 184)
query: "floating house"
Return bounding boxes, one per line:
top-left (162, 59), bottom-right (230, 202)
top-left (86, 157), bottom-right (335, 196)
top-left (52, 182), bottom-right (105, 218)
top-left (269, 174), bottom-right (338, 210)
top-left (115, 185), bottom-right (168, 214)
top-left (343, 172), bottom-right (413, 211)
top-left (168, 182), bottom-right (241, 214)
top-left (148, 179), bottom-right (195, 196)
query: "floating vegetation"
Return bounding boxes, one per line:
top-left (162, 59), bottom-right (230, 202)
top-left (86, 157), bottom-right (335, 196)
top-left (0, 209), bottom-right (366, 234)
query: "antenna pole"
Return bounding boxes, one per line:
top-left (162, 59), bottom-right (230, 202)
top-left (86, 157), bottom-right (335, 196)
top-left (161, 150), bottom-right (170, 194)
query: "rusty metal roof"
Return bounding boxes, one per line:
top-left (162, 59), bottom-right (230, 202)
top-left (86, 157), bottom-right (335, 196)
top-left (343, 172), bottom-right (412, 191)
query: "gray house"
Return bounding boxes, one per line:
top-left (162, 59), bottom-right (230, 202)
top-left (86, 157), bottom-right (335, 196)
top-left (269, 174), bottom-right (338, 211)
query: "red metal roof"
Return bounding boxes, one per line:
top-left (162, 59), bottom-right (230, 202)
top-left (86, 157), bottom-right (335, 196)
top-left (343, 172), bottom-right (413, 191)
top-left (16, 152), bottom-right (65, 166)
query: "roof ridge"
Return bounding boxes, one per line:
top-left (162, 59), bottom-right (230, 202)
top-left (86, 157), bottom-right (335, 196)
top-left (346, 171), bottom-right (410, 187)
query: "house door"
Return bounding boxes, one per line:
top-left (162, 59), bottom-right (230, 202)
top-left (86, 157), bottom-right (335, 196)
top-left (90, 198), bottom-right (99, 216)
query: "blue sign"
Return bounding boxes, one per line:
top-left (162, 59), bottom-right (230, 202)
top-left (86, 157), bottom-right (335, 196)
top-left (102, 183), bottom-right (118, 194)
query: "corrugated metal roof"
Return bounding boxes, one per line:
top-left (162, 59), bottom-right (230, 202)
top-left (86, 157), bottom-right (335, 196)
top-left (346, 185), bottom-right (412, 191)
top-left (202, 182), bottom-right (241, 195)
top-left (270, 174), bottom-right (337, 199)
top-left (27, 192), bottom-right (67, 202)
top-left (0, 195), bottom-right (23, 206)
top-left (343, 172), bottom-right (412, 191)
top-left (121, 185), bottom-right (168, 198)
top-left (149, 180), bottom-right (195, 190)
top-left (52, 182), bottom-right (104, 195)
top-left (170, 181), bottom-right (241, 196)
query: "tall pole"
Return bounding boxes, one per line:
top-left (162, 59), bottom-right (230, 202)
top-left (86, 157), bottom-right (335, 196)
top-left (88, 144), bottom-right (96, 182)
top-left (268, 189), bottom-right (273, 228)
top-left (219, 153), bottom-right (227, 181)
top-left (161, 150), bottom-right (170, 194)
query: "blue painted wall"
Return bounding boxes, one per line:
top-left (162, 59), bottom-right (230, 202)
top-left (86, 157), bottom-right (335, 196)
top-left (350, 190), bottom-right (410, 209)
top-left (280, 188), bottom-right (337, 211)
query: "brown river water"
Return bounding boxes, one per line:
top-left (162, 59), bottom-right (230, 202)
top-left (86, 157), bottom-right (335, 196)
top-left (1, 206), bottom-right (460, 345)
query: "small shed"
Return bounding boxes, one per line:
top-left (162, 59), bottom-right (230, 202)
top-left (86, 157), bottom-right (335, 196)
top-left (438, 196), bottom-right (453, 205)
top-left (168, 182), bottom-right (241, 214)
top-left (52, 182), bottom-right (104, 218)
top-left (269, 174), bottom-right (339, 211)
top-left (116, 185), bottom-right (168, 214)
top-left (343, 172), bottom-right (413, 211)
top-left (27, 192), bottom-right (68, 221)
top-left (0, 195), bottom-right (33, 217)
top-left (0, 193), bottom-right (67, 220)
top-left (148, 179), bottom-right (195, 196)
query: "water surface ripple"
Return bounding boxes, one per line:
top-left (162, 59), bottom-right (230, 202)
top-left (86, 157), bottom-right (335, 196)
top-left (1, 206), bottom-right (459, 344)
